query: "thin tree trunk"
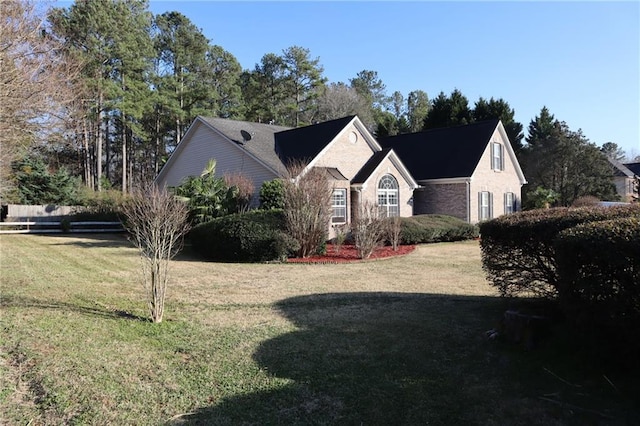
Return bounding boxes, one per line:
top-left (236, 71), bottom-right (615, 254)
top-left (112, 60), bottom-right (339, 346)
top-left (155, 112), bottom-right (161, 175)
top-left (122, 73), bottom-right (127, 194)
top-left (97, 91), bottom-right (103, 191)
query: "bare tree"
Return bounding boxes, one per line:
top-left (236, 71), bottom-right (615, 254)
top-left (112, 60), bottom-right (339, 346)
top-left (283, 163), bottom-right (333, 258)
top-left (0, 0), bottom-right (81, 201)
top-left (385, 216), bottom-right (402, 251)
top-left (122, 186), bottom-right (190, 323)
top-left (352, 202), bottom-right (386, 259)
top-left (317, 82), bottom-right (374, 128)
top-left (223, 172), bottom-right (255, 213)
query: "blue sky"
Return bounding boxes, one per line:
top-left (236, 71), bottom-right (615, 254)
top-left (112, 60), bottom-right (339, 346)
top-left (58, 1), bottom-right (640, 157)
top-left (145, 1), bottom-right (639, 157)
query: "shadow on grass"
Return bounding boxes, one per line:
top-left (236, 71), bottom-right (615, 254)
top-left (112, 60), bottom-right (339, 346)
top-left (170, 292), bottom-right (640, 425)
top-left (31, 233), bottom-right (206, 261)
top-left (32, 232), bottom-right (135, 250)
top-left (0, 294), bottom-right (148, 322)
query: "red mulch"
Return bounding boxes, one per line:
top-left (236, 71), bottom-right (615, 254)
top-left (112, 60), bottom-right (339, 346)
top-left (287, 244), bottom-right (416, 264)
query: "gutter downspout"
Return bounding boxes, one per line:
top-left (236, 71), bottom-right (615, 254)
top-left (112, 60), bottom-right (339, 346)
top-left (466, 180), bottom-right (471, 223)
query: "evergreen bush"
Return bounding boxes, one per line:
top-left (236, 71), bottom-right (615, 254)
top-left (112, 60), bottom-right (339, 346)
top-left (189, 209), bottom-right (297, 262)
top-left (399, 215), bottom-right (478, 244)
top-left (554, 217), bottom-right (640, 327)
top-left (479, 204), bottom-right (640, 298)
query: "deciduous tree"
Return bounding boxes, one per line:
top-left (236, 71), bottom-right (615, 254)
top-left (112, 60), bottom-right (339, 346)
top-left (283, 163), bottom-right (332, 258)
top-left (122, 185), bottom-right (190, 323)
top-left (316, 82), bottom-right (373, 127)
top-left (1, 0), bottom-right (81, 201)
top-left (406, 90), bottom-right (430, 133)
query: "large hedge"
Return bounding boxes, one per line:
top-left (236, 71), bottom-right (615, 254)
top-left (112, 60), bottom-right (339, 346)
top-left (554, 217), bottom-right (640, 330)
top-left (400, 215), bottom-right (479, 244)
top-left (189, 209), bottom-right (298, 262)
top-left (479, 205), bottom-right (640, 298)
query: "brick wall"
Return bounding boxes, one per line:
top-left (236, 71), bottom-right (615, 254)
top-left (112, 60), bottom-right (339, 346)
top-left (413, 183), bottom-right (467, 221)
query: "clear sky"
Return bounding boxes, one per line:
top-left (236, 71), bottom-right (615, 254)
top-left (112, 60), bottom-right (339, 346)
top-left (54, 0), bottom-right (639, 158)
top-left (143, 1), bottom-right (639, 158)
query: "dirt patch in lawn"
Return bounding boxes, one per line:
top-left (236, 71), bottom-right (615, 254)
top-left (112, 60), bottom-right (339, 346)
top-left (287, 244), bottom-right (416, 264)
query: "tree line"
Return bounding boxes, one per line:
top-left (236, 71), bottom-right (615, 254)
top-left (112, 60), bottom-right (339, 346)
top-left (2, 0), bottom-right (631, 207)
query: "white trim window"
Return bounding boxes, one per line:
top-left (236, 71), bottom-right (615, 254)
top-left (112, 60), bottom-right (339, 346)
top-left (479, 191), bottom-right (493, 221)
top-left (491, 142), bottom-right (504, 171)
top-left (331, 189), bottom-right (347, 224)
top-left (378, 174), bottom-right (399, 217)
top-left (504, 192), bottom-right (515, 214)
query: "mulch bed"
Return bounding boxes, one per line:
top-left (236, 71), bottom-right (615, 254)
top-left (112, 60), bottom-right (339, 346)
top-left (286, 243), bottom-right (416, 264)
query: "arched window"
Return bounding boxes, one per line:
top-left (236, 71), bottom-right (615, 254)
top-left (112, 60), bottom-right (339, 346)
top-left (378, 174), bottom-right (399, 217)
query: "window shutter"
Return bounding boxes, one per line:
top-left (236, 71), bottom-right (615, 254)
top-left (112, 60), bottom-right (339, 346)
top-left (500, 144), bottom-right (505, 171)
top-left (478, 192), bottom-right (482, 220)
top-left (489, 192), bottom-right (494, 219)
top-left (504, 193), bottom-right (508, 214)
top-left (491, 143), bottom-right (496, 170)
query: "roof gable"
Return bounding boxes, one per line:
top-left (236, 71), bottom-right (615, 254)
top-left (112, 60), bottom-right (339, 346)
top-left (351, 148), bottom-right (418, 189)
top-left (199, 117), bottom-right (291, 175)
top-left (274, 116), bottom-right (356, 165)
top-left (379, 120), bottom-right (500, 180)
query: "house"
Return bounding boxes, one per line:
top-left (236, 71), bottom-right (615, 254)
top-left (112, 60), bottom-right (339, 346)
top-left (378, 119), bottom-right (527, 223)
top-left (610, 159), bottom-right (639, 202)
top-left (155, 115), bottom-right (419, 236)
top-left (156, 116), bottom-right (526, 229)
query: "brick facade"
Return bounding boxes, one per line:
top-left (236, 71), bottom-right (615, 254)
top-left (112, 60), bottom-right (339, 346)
top-left (413, 183), bottom-right (468, 221)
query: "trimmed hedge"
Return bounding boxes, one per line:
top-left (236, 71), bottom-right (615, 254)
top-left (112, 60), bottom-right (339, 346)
top-left (189, 209), bottom-right (298, 262)
top-left (399, 215), bottom-right (479, 244)
top-left (479, 205), bottom-right (640, 298)
top-left (554, 217), bottom-right (640, 329)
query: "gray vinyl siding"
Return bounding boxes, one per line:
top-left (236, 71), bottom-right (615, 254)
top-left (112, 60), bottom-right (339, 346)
top-left (157, 123), bottom-right (278, 204)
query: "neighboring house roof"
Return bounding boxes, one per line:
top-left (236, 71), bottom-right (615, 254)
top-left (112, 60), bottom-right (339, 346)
top-left (624, 162), bottom-right (640, 176)
top-left (275, 116), bottom-right (356, 165)
top-left (199, 117), bottom-right (291, 175)
top-left (378, 120), bottom-right (501, 180)
top-left (608, 157), bottom-right (635, 178)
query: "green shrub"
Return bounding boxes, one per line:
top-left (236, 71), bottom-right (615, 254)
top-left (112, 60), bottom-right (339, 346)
top-left (189, 209), bottom-right (298, 262)
top-left (554, 217), bottom-right (640, 362)
top-left (555, 217), bottom-right (640, 325)
top-left (74, 188), bottom-right (128, 221)
top-left (400, 215), bottom-right (478, 244)
top-left (259, 179), bottom-right (285, 210)
top-left (479, 204), bottom-right (640, 298)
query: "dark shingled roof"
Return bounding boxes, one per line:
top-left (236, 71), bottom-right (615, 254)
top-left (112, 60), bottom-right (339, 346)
top-left (316, 167), bottom-right (349, 181)
top-left (200, 117), bottom-right (291, 173)
top-left (378, 120), bottom-right (500, 180)
top-left (624, 162), bottom-right (640, 176)
top-left (351, 149), bottom-right (393, 184)
top-left (275, 116), bottom-right (355, 165)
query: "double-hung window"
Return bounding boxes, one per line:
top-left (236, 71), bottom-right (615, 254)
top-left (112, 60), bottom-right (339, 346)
top-left (491, 142), bottom-right (504, 171)
top-left (479, 191), bottom-right (493, 221)
top-left (331, 189), bottom-right (347, 224)
top-left (377, 174), bottom-right (399, 217)
top-left (504, 192), bottom-right (515, 214)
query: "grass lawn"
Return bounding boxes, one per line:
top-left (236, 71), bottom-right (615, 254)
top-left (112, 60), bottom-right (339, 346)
top-left (1, 234), bottom-right (638, 425)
